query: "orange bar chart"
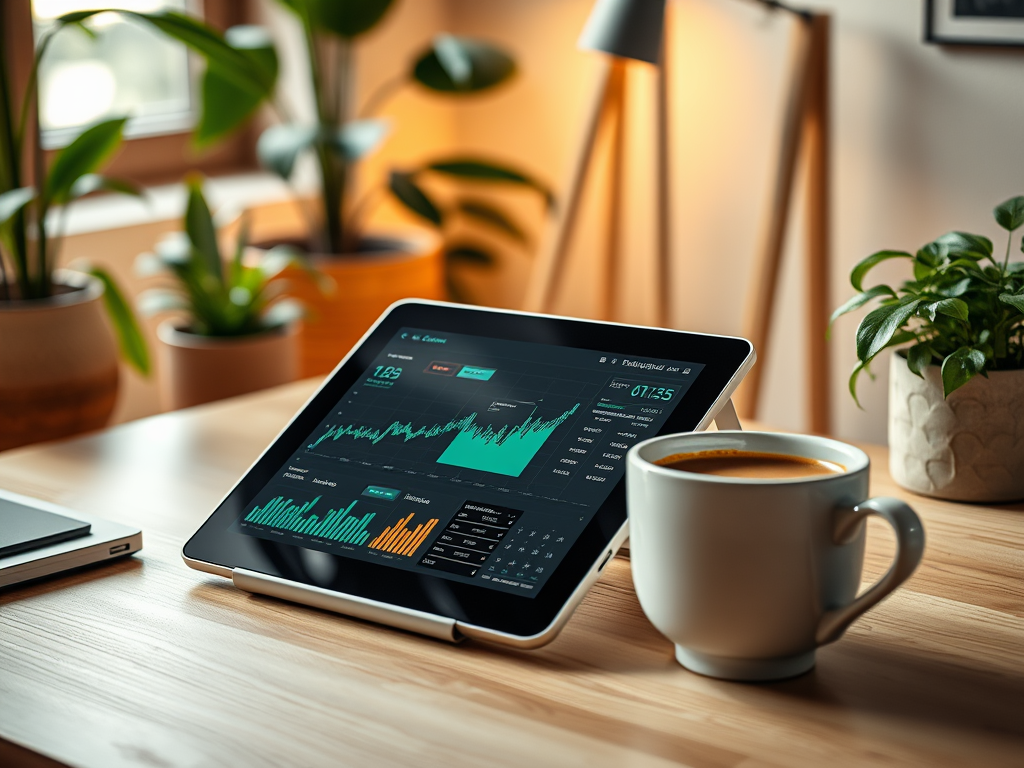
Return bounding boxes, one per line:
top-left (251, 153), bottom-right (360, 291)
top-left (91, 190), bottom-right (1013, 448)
top-left (368, 513), bottom-right (438, 557)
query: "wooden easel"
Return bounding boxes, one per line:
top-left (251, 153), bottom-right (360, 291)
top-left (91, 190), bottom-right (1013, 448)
top-left (524, 8), bottom-right (831, 435)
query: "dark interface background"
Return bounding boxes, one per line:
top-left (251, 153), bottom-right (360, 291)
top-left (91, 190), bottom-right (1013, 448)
top-left (235, 328), bottom-right (703, 596)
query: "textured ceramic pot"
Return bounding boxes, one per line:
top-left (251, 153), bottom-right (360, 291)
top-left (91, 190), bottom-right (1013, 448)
top-left (274, 231), bottom-right (444, 378)
top-left (0, 271), bottom-right (119, 452)
top-left (157, 321), bottom-right (299, 410)
top-left (889, 350), bottom-right (1024, 502)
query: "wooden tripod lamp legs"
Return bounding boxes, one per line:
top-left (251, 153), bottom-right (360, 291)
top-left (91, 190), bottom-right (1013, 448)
top-left (736, 13), bottom-right (831, 435)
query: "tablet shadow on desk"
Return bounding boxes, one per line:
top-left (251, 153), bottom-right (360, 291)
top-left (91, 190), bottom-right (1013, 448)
top-left (731, 641), bottom-right (1024, 741)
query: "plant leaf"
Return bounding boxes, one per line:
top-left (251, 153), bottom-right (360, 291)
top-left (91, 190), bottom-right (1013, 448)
top-left (935, 231), bottom-right (992, 260)
top-left (413, 35), bottom-right (516, 93)
top-left (388, 171), bottom-right (443, 226)
top-left (936, 276), bottom-right (972, 297)
top-left (0, 187), bottom-right (36, 228)
top-left (261, 297), bottom-right (305, 328)
top-left (941, 346), bottom-right (986, 397)
top-left (69, 173), bottom-right (143, 200)
top-left (85, 265), bottom-right (150, 376)
top-left (445, 244), bottom-right (496, 267)
top-left (994, 195), bottom-right (1024, 231)
top-left (257, 124), bottom-right (318, 179)
top-left (850, 250), bottom-right (911, 292)
top-left (137, 288), bottom-right (189, 316)
top-left (855, 298), bottom-right (921, 363)
top-left (925, 297), bottom-right (969, 322)
top-left (45, 118), bottom-right (127, 206)
top-left (999, 292), bottom-right (1024, 313)
top-left (426, 157), bottom-right (554, 207)
top-left (848, 360), bottom-right (873, 409)
top-left (906, 343), bottom-right (934, 377)
top-left (456, 199), bottom-right (527, 244)
top-left (828, 284), bottom-right (896, 331)
top-left (184, 176), bottom-right (222, 280)
top-left (285, 0), bottom-right (396, 38)
top-left (334, 119), bottom-right (390, 161)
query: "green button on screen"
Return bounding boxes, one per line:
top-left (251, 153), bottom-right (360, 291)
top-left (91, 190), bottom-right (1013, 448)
top-left (361, 485), bottom-right (401, 501)
top-left (456, 366), bottom-right (496, 381)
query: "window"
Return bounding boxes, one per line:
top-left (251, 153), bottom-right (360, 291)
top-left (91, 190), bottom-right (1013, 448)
top-left (4, 0), bottom-right (256, 185)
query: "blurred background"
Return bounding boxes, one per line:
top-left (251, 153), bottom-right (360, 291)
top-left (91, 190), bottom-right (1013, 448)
top-left (11, 0), bottom-right (1024, 444)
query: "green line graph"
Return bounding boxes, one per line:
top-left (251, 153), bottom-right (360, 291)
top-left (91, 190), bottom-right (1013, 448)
top-left (307, 403), bottom-right (580, 477)
top-left (244, 496), bottom-right (375, 544)
top-left (437, 404), bottom-right (579, 476)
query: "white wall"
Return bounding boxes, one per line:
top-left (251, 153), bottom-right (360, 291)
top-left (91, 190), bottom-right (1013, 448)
top-left (446, 0), bottom-right (1024, 444)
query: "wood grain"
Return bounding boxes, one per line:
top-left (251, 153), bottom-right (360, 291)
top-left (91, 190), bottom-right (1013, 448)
top-left (1, 379), bottom-right (1023, 768)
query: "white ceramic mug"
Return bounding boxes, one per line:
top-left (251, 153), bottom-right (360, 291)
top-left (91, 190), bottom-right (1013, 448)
top-left (626, 431), bottom-right (925, 681)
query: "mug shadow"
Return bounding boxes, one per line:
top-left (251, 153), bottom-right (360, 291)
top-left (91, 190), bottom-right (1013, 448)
top-left (734, 639), bottom-right (1024, 740)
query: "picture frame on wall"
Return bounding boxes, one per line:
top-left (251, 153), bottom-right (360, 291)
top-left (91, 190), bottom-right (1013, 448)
top-left (926, 0), bottom-right (1024, 46)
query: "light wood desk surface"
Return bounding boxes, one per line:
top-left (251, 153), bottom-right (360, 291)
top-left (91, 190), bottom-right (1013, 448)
top-left (1, 379), bottom-right (1022, 768)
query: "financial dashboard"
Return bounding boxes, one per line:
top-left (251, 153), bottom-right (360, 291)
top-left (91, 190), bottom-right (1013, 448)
top-left (235, 327), bottom-right (703, 596)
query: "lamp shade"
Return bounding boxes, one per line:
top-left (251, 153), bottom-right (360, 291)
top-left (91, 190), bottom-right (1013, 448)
top-left (578, 0), bottom-right (667, 64)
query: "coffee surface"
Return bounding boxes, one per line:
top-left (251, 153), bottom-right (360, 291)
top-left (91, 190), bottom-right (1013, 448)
top-left (655, 449), bottom-right (844, 479)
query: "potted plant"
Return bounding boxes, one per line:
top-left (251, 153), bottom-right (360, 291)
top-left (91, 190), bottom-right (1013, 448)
top-left (69, 2), bottom-right (553, 375)
top-left (136, 176), bottom-right (322, 410)
top-left (832, 195), bottom-right (1024, 502)
top-left (0, 16), bottom-right (148, 452)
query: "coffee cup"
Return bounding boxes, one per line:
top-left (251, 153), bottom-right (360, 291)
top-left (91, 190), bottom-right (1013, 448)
top-left (626, 430), bottom-right (925, 681)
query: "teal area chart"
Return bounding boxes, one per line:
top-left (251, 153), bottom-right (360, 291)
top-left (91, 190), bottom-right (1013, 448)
top-left (308, 402), bottom-right (580, 478)
top-left (436, 403), bottom-right (579, 476)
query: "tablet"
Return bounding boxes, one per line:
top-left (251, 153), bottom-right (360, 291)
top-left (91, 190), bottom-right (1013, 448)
top-left (183, 300), bottom-right (754, 647)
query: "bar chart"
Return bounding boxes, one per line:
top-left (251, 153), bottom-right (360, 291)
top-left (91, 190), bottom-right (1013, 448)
top-left (368, 513), bottom-right (439, 557)
top-left (244, 496), bottom-right (376, 545)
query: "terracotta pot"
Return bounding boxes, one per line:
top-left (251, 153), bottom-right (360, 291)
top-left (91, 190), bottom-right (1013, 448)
top-left (277, 231), bottom-right (444, 377)
top-left (889, 349), bottom-right (1024, 502)
top-left (157, 321), bottom-right (299, 410)
top-left (0, 271), bottom-right (119, 452)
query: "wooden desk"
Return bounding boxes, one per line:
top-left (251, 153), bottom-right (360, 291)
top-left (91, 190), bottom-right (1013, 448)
top-left (1, 379), bottom-right (1022, 767)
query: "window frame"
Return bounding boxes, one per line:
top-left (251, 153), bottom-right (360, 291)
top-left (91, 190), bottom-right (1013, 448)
top-left (4, 0), bottom-right (258, 187)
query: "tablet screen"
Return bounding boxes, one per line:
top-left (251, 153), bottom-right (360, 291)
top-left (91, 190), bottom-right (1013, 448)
top-left (234, 327), bottom-right (703, 597)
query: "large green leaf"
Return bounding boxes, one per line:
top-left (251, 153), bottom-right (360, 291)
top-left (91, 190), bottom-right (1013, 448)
top-left (849, 250), bottom-right (912, 292)
top-left (195, 26), bottom-right (278, 147)
top-left (86, 265), bottom-right (150, 376)
top-left (298, 0), bottom-right (396, 38)
top-left (935, 231), bottom-right (992, 260)
top-left (388, 171), bottom-right (442, 226)
top-left (941, 346), bottom-right (986, 397)
top-left (426, 157), bottom-right (554, 207)
top-left (0, 187), bottom-right (35, 229)
top-left (257, 124), bottom-right (317, 179)
top-left (413, 35), bottom-right (516, 93)
top-left (855, 297), bottom-right (921, 363)
top-left (924, 297), bottom-right (969, 322)
top-left (906, 343), bottom-right (935, 377)
top-left (445, 243), bottom-right (496, 267)
top-left (994, 195), bottom-right (1024, 231)
top-left (333, 119), bottom-right (390, 161)
top-left (45, 118), bottom-right (127, 206)
top-left (828, 284), bottom-right (896, 331)
top-left (184, 178), bottom-right (222, 280)
top-left (457, 199), bottom-right (527, 243)
top-left (999, 292), bottom-right (1024, 313)
top-left (69, 174), bottom-right (143, 200)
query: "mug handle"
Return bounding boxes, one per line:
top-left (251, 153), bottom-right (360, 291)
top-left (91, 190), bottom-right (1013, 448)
top-left (815, 497), bottom-right (926, 645)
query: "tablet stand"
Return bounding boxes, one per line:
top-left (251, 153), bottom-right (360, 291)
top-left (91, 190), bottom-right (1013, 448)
top-left (713, 398), bottom-right (742, 431)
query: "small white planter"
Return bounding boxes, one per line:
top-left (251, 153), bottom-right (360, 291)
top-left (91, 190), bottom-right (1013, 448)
top-left (889, 350), bottom-right (1024, 502)
top-left (157, 321), bottom-right (299, 411)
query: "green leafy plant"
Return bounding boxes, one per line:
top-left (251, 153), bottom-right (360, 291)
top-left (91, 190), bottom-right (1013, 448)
top-left (68, 1), bottom-right (552, 300)
top-left (0, 13), bottom-right (150, 373)
top-left (135, 176), bottom-right (321, 336)
top-left (832, 195), bottom-right (1024, 402)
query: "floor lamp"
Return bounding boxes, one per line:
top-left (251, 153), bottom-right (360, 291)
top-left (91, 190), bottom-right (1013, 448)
top-left (523, 0), bottom-right (832, 434)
